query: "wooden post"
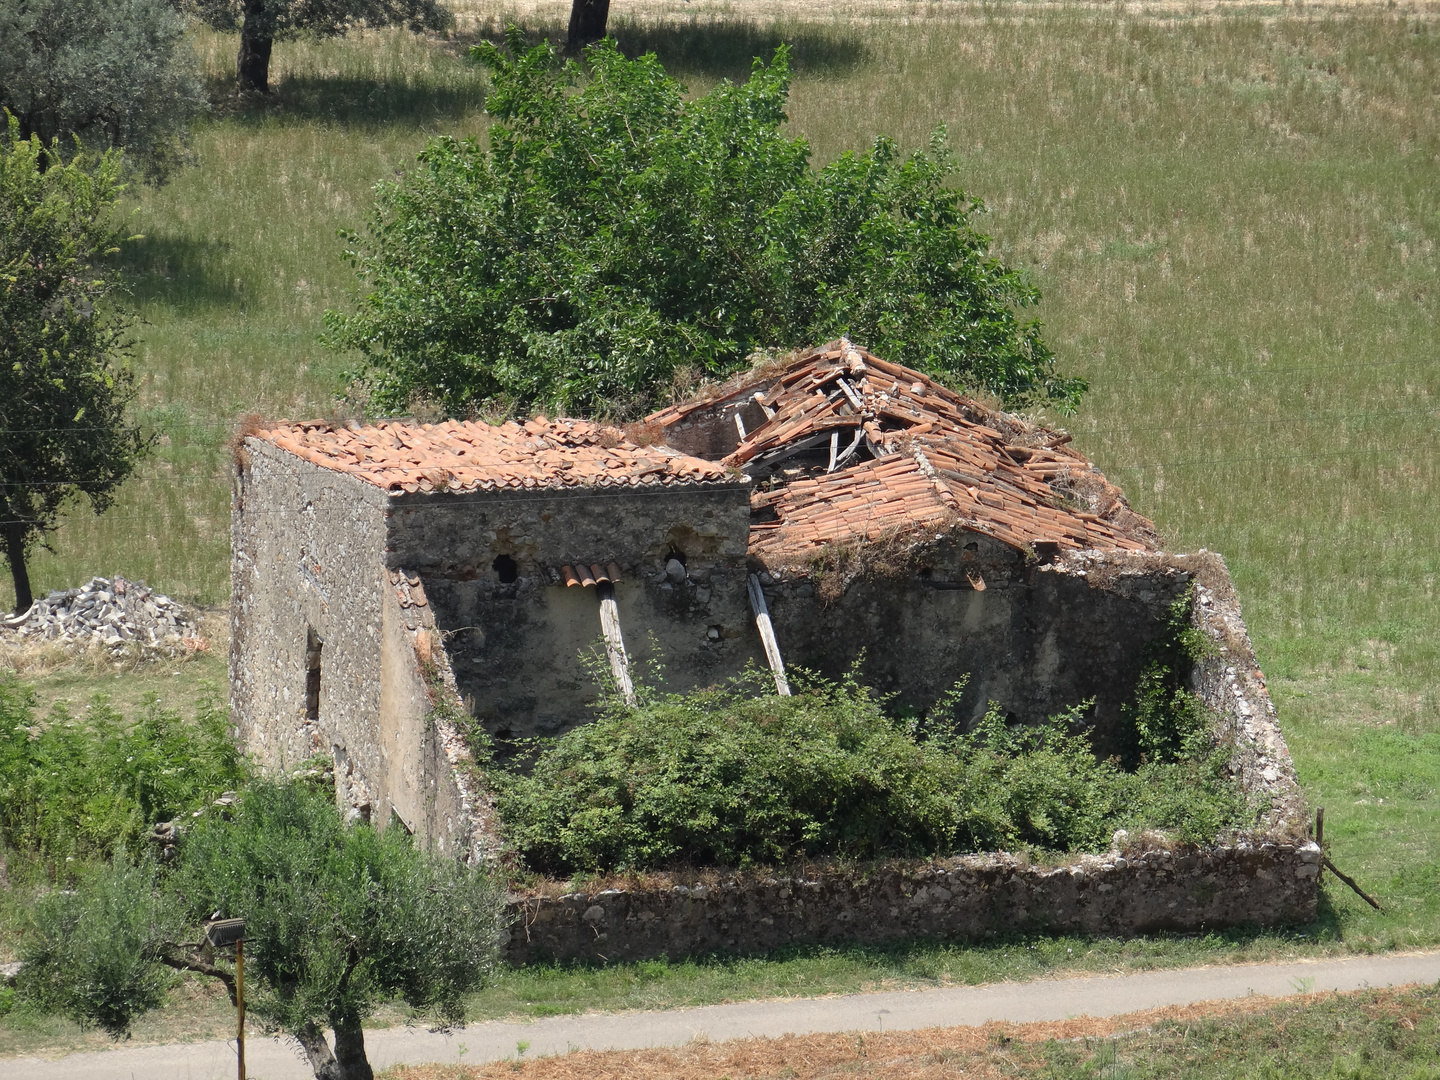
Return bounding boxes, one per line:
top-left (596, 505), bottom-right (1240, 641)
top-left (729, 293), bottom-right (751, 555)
top-left (748, 574), bottom-right (791, 696)
top-left (236, 938), bottom-right (245, 1080)
top-left (596, 582), bottom-right (635, 704)
top-left (1316, 806), bottom-right (1325, 882)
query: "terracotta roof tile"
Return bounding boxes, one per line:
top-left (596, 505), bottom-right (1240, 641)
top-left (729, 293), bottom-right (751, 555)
top-left (251, 417), bottom-right (737, 495)
top-left (648, 341), bottom-right (1160, 563)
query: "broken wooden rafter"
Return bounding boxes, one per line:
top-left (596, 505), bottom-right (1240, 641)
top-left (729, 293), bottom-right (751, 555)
top-left (596, 581), bottom-right (636, 704)
top-left (747, 573), bottom-right (791, 696)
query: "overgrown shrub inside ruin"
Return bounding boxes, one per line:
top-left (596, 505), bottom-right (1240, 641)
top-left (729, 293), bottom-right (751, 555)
top-left (489, 667), bottom-right (1254, 877)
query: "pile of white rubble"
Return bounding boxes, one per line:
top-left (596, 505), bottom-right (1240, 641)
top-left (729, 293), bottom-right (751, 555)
top-left (1, 575), bottom-right (204, 657)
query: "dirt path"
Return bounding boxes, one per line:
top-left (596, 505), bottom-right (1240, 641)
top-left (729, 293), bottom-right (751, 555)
top-left (8, 949), bottom-right (1439, 1079)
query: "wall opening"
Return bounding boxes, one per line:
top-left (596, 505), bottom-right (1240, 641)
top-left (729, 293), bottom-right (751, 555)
top-left (305, 627), bottom-right (323, 723)
top-left (492, 553), bottom-right (519, 583)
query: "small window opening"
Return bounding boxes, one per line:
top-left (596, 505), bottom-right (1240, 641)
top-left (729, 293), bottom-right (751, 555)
top-left (492, 553), bottom-right (518, 583)
top-left (665, 546), bottom-right (687, 567)
top-left (305, 628), bottom-right (322, 723)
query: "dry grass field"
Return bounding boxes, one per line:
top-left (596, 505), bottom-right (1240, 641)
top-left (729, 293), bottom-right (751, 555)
top-left (1, 0), bottom-right (1438, 1048)
top-left (380, 983), bottom-right (1440, 1078)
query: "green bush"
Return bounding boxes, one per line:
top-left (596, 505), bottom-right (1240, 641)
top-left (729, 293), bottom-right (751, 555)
top-left (491, 670), bottom-right (1252, 875)
top-left (1123, 585), bottom-right (1220, 767)
top-left (325, 35), bottom-right (1083, 419)
top-left (0, 674), bottom-right (248, 865)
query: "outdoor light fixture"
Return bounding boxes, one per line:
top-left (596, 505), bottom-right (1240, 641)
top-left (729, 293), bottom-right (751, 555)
top-left (204, 917), bottom-right (248, 1080)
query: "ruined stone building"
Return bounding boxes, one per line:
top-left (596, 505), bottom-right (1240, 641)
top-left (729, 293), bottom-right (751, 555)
top-left (231, 342), bottom-right (1301, 875)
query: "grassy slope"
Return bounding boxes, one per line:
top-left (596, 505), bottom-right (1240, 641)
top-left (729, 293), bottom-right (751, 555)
top-left (2, 0), bottom-right (1439, 1046)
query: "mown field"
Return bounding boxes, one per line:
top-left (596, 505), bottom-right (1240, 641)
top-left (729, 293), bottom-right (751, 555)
top-left (2, 0), bottom-right (1438, 1052)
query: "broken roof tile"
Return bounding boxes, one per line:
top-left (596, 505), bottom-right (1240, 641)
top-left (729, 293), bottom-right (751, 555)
top-left (647, 341), bottom-right (1161, 563)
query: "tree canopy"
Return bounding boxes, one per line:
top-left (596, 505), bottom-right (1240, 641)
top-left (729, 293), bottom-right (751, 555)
top-left (0, 118), bottom-right (150, 615)
top-left (18, 780), bottom-right (504, 1080)
top-left (0, 0), bottom-right (205, 182)
top-left (325, 36), bottom-right (1084, 421)
top-left (187, 0), bottom-right (452, 93)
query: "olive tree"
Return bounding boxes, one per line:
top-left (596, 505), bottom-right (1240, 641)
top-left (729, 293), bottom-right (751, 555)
top-left (18, 781), bottom-right (504, 1080)
top-left (0, 118), bottom-right (150, 615)
top-left (187, 0), bottom-right (452, 94)
top-left (0, 0), bottom-right (205, 182)
top-left (325, 37), bottom-right (1084, 421)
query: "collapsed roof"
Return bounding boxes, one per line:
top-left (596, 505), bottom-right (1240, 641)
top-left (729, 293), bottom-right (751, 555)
top-left (646, 341), bottom-right (1160, 564)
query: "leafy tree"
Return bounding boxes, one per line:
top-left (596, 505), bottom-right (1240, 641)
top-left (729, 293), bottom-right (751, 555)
top-left (326, 36), bottom-right (1084, 421)
top-left (186, 0), bottom-right (453, 94)
top-left (0, 119), bottom-right (151, 615)
top-left (0, 0), bottom-right (205, 182)
top-left (17, 781), bottom-right (504, 1080)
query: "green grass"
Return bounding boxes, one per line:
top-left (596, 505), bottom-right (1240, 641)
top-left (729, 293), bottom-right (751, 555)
top-left (1, 0), bottom-right (1439, 1056)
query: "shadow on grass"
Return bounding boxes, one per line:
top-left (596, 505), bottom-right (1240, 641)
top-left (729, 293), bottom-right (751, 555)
top-left (501, 917), bottom-right (1349, 991)
top-left (198, 19), bottom-right (867, 131)
top-left (605, 18), bottom-right (871, 81)
top-left (116, 234), bottom-right (241, 311)
top-left (203, 72), bottom-right (487, 130)
top-left (467, 18), bottom-right (872, 82)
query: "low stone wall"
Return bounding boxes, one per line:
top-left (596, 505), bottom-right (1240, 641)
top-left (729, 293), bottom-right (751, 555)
top-left (504, 839), bottom-right (1321, 965)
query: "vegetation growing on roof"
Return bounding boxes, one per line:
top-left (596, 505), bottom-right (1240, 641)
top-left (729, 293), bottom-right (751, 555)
top-left (324, 35), bottom-right (1084, 420)
top-left (490, 668), bottom-right (1251, 875)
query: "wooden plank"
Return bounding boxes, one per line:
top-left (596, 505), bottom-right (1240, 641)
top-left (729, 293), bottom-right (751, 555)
top-left (747, 574), bottom-right (792, 696)
top-left (596, 582), bottom-right (636, 704)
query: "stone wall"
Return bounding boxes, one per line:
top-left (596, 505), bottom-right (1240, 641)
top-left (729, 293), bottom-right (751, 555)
top-left (504, 840), bottom-right (1322, 965)
top-left (231, 440), bottom-right (486, 855)
top-left (231, 440), bottom-right (390, 786)
top-left (759, 538), bottom-right (1195, 749)
top-left (391, 483), bottom-right (759, 742)
top-left (492, 546), bottom-right (1315, 965)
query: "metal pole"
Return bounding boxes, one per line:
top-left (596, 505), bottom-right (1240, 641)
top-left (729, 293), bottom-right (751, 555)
top-left (236, 938), bottom-right (246, 1080)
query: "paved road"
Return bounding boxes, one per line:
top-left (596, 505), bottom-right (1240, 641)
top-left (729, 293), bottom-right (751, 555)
top-left (9, 950), bottom-right (1440, 1079)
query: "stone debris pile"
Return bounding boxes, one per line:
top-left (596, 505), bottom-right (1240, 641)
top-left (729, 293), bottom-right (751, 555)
top-left (2, 575), bottom-right (204, 656)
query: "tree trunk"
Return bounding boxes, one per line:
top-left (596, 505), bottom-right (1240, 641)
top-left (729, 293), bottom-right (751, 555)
top-left (237, 0), bottom-right (274, 94)
top-left (295, 1022), bottom-right (343, 1080)
top-left (4, 519), bottom-right (33, 616)
top-left (294, 1020), bottom-right (373, 1080)
top-left (566, 0), bottom-right (611, 53)
top-left (332, 1019), bottom-right (374, 1080)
